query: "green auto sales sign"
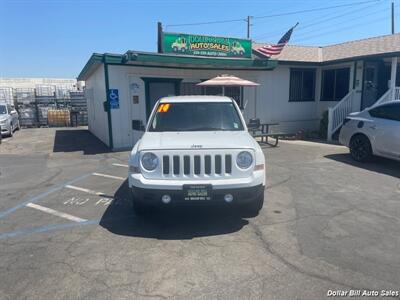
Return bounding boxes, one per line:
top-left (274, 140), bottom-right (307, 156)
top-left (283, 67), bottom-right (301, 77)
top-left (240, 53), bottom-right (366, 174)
top-left (162, 32), bottom-right (252, 58)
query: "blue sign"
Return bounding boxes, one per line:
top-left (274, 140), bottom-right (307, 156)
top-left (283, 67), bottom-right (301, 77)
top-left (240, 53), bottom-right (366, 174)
top-left (108, 89), bottom-right (119, 109)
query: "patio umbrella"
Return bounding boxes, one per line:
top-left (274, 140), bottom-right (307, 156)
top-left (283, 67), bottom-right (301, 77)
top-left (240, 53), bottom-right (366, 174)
top-left (197, 74), bottom-right (259, 95)
top-left (197, 74), bottom-right (259, 110)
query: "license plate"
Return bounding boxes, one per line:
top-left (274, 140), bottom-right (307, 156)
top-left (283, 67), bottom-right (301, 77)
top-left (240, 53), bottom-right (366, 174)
top-left (183, 184), bottom-right (212, 201)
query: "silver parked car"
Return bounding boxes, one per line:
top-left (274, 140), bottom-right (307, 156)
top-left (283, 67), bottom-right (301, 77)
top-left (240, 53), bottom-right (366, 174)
top-left (0, 103), bottom-right (20, 137)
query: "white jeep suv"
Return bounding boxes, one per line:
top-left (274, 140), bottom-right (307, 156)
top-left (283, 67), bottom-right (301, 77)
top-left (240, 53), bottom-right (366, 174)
top-left (128, 96), bottom-right (265, 216)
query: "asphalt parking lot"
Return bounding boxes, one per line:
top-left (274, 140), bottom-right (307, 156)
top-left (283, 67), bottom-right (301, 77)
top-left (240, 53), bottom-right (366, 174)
top-left (0, 128), bottom-right (399, 299)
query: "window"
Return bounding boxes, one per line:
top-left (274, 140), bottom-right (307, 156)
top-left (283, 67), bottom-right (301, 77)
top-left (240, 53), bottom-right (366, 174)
top-left (180, 82), bottom-right (202, 95)
top-left (289, 68), bottom-right (316, 102)
top-left (321, 68), bottom-right (350, 101)
top-left (369, 103), bottom-right (400, 121)
top-left (149, 102), bottom-right (244, 132)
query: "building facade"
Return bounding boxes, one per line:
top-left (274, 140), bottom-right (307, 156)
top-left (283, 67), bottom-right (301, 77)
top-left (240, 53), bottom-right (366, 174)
top-left (79, 33), bottom-right (400, 150)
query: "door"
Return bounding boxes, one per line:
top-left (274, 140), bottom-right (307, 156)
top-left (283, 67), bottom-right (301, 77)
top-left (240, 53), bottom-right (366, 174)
top-left (143, 78), bottom-right (181, 119)
top-left (148, 82), bottom-right (176, 114)
top-left (362, 62), bottom-right (379, 109)
top-left (7, 105), bottom-right (17, 129)
top-left (368, 102), bottom-right (400, 159)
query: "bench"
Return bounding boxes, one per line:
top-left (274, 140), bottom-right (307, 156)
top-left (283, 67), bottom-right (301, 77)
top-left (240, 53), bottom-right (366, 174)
top-left (247, 119), bottom-right (282, 147)
top-left (250, 132), bottom-right (287, 147)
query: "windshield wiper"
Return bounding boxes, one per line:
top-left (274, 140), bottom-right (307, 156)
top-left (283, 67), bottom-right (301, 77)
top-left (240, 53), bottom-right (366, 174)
top-left (183, 127), bottom-right (223, 131)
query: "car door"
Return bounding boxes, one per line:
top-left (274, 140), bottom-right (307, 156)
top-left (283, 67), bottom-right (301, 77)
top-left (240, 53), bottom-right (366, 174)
top-left (368, 103), bottom-right (400, 160)
top-left (7, 105), bottom-right (17, 128)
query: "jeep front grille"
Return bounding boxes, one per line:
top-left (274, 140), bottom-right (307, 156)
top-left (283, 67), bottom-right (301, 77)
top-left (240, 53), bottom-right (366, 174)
top-left (162, 154), bottom-right (233, 177)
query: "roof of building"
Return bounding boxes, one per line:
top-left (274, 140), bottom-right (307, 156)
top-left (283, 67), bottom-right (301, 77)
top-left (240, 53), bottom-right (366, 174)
top-left (78, 51), bottom-right (278, 81)
top-left (254, 33), bottom-right (400, 64)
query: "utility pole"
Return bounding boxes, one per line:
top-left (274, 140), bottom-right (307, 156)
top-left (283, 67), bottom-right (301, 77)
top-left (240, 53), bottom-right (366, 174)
top-left (247, 16), bottom-right (253, 39)
top-left (157, 22), bottom-right (163, 53)
top-left (391, 1), bottom-right (395, 34)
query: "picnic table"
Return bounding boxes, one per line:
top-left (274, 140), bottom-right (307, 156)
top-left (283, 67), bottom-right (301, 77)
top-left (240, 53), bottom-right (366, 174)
top-left (247, 119), bottom-right (282, 147)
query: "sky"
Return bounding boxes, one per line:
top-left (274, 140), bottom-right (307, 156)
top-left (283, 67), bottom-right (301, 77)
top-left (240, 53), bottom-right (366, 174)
top-left (0, 0), bottom-right (399, 78)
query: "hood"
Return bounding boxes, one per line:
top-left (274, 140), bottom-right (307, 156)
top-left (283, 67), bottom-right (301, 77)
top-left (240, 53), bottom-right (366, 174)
top-left (348, 110), bottom-right (370, 119)
top-left (0, 115), bottom-right (8, 121)
top-left (137, 131), bottom-right (259, 151)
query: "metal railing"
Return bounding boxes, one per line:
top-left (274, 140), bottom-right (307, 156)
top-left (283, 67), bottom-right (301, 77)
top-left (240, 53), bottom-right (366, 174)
top-left (372, 86), bottom-right (400, 108)
top-left (394, 87), bottom-right (400, 101)
top-left (327, 90), bottom-right (355, 142)
top-left (327, 86), bottom-right (400, 142)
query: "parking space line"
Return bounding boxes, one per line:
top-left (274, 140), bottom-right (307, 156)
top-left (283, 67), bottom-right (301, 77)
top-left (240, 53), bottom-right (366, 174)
top-left (26, 203), bottom-right (87, 223)
top-left (112, 163), bottom-right (129, 168)
top-left (92, 172), bottom-right (125, 180)
top-left (0, 219), bottom-right (100, 240)
top-left (0, 173), bottom-right (92, 220)
top-left (64, 184), bottom-right (112, 198)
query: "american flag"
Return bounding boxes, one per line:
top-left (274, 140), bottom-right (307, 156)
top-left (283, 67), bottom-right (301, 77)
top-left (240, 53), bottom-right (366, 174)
top-left (255, 23), bottom-right (298, 57)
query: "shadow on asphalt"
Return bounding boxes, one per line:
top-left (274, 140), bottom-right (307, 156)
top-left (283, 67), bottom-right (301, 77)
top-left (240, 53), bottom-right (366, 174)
top-left (53, 129), bottom-right (111, 155)
top-left (99, 180), bottom-right (249, 240)
top-left (325, 153), bottom-right (400, 178)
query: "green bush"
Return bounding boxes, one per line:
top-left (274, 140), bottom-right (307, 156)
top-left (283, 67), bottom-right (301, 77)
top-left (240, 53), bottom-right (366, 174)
top-left (319, 110), bottom-right (328, 139)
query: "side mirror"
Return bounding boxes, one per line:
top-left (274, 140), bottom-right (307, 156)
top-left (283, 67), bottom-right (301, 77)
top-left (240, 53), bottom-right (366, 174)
top-left (132, 120), bottom-right (145, 131)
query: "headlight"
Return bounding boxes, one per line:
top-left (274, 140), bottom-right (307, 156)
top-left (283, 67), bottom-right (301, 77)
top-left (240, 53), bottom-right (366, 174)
top-left (236, 151), bottom-right (253, 169)
top-left (141, 152), bottom-right (158, 171)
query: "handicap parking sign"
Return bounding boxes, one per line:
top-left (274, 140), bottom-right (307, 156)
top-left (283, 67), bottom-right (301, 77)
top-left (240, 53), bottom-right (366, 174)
top-left (108, 89), bottom-right (119, 109)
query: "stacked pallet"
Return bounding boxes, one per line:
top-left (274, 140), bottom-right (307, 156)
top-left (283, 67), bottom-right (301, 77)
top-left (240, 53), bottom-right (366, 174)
top-left (18, 107), bottom-right (38, 127)
top-left (0, 87), bottom-right (14, 105)
top-left (35, 85), bottom-right (56, 97)
top-left (10, 87), bottom-right (87, 128)
top-left (70, 91), bottom-right (87, 126)
top-left (15, 88), bottom-right (35, 104)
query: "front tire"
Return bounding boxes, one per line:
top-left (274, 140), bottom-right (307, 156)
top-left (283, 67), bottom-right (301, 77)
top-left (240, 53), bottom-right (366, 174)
top-left (349, 134), bottom-right (372, 162)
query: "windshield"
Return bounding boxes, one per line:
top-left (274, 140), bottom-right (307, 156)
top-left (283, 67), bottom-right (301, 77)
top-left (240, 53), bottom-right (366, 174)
top-left (149, 102), bottom-right (244, 132)
top-left (0, 105), bottom-right (6, 114)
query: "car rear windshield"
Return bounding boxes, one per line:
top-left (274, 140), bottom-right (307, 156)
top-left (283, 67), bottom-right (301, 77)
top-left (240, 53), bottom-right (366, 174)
top-left (149, 102), bottom-right (244, 132)
top-left (0, 105), bottom-right (6, 114)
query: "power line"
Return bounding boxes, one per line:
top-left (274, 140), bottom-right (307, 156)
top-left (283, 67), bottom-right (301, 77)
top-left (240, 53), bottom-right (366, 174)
top-left (165, 0), bottom-right (381, 28)
top-left (292, 7), bottom-right (390, 40)
top-left (291, 15), bottom-right (388, 43)
top-left (253, 1), bottom-right (382, 40)
top-left (252, 0), bottom-right (381, 19)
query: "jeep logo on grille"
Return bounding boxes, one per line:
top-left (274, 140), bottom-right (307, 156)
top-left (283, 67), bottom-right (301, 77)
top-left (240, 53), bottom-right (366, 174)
top-left (191, 144), bottom-right (203, 149)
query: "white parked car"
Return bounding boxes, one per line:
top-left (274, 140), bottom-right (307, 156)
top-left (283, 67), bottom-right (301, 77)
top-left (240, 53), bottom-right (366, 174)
top-left (128, 96), bottom-right (265, 216)
top-left (339, 101), bottom-right (400, 162)
top-left (0, 103), bottom-right (20, 137)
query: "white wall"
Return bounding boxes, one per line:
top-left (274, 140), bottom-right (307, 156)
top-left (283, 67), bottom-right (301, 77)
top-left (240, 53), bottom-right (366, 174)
top-left (255, 65), bottom-right (320, 133)
top-left (85, 65), bottom-right (109, 146)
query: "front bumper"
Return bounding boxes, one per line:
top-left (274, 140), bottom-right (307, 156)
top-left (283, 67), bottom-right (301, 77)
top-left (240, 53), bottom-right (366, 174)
top-left (131, 184), bottom-right (264, 205)
top-left (0, 123), bottom-right (10, 136)
top-left (129, 170), bottom-right (265, 190)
